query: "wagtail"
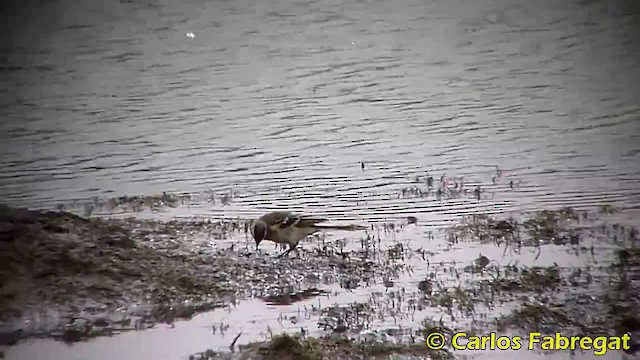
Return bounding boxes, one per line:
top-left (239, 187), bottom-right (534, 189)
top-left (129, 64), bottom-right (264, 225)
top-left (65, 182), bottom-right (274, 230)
top-left (251, 211), bottom-right (367, 257)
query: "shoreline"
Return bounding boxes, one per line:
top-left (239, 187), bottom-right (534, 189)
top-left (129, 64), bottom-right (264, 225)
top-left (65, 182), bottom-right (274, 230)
top-left (0, 204), bottom-right (396, 347)
top-left (0, 204), bottom-right (238, 345)
top-left (1, 203), bottom-right (639, 359)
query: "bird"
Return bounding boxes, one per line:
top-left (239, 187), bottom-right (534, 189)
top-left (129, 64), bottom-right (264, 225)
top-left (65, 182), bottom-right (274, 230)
top-left (251, 211), bottom-right (367, 258)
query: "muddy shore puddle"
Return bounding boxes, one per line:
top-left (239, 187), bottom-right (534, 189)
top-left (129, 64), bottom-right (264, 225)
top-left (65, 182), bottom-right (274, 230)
top-left (1, 201), bottom-right (638, 360)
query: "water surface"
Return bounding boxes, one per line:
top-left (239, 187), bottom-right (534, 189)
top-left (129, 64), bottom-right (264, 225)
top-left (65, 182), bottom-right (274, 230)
top-left (1, 0), bottom-right (638, 221)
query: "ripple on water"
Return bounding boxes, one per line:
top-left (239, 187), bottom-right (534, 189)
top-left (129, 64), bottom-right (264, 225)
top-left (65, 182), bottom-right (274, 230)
top-left (0, 0), bottom-right (639, 214)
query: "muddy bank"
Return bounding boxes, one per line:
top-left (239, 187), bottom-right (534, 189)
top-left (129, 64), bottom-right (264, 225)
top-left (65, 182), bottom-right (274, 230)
top-left (0, 204), bottom-right (394, 346)
top-left (191, 332), bottom-right (453, 360)
top-left (0, 204), bottom-right (224, 344)
top-left (183, 207), bottom-right (640, 360)
top-left (3, 203), bottom-right (640, 360)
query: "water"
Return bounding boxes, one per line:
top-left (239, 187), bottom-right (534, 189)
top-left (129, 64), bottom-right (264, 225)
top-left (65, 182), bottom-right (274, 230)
top-left (1, 0), bottom-right (639, 358)
top-left (1, 0), bottom-right (639, 219)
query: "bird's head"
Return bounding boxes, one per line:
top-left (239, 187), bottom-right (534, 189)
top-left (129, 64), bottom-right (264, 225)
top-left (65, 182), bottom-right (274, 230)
top-left (251, 220), bottom-right (268, 249)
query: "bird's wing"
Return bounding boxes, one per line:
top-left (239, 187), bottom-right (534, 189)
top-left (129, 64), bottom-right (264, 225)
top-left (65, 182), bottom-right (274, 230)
top-left (263, 211), bottom-right (328, 230)
top-left (294, 214), bottom-right (330, 228)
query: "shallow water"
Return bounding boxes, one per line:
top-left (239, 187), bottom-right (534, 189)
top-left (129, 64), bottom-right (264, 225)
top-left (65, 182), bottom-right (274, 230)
top-left (2, 0), bottom-right (639, 358)
top-left (4, 214), bottom-right (636, 360)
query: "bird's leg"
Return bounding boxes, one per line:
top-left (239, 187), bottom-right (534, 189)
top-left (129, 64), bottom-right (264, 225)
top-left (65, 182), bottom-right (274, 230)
top-left (276, 247), bottom-right (292, 258)
top-left (290, 242), bottom-right (301, 256)
top-left (276, 243), bottom-right (298, 258)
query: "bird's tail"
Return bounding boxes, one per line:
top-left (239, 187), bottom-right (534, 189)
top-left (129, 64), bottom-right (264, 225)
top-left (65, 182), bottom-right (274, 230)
top-left (315, 223), bottom-right (368, 231)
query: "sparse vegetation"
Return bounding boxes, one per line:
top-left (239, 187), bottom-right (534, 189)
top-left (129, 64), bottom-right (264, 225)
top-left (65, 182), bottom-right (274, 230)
top-left (0, 204), bottom-right (406, 345)
top-left (194, 332), bottom-right (454, 360)
top-left (1, 200), bottom-right (638, 360)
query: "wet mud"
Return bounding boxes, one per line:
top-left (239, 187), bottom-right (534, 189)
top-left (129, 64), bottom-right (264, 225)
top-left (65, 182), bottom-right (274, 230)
top-left (0, 203), bottom-right (405, 348)
top-left (1, 201), bottom-right (639, 360)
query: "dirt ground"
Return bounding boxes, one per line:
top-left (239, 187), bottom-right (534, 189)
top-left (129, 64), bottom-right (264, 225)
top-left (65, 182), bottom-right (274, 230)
top-left (0, 205), bottom-right (224, 343)
top-left (0, 204), bottom-right (391, 347)
top-left (1, 203), bottom-right (639, 360)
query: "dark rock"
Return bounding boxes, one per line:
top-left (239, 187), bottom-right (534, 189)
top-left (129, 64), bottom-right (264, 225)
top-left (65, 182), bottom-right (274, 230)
top-left (418, 279), bottom-right (432, 293)
top-left (476, 255), bottom-right (491, 268)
